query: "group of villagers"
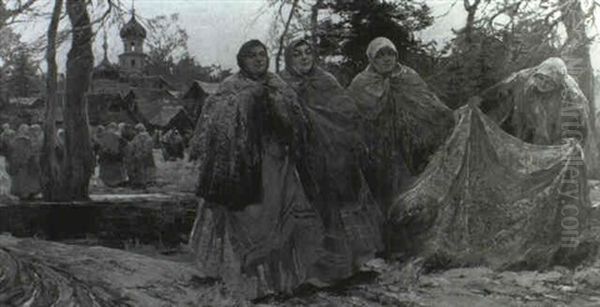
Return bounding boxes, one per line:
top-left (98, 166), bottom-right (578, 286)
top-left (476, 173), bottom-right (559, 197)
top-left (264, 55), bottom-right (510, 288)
top-left (188, 36), bottom-right (454, 298)
top-left (0, 121), bottom-right (157, 199)
top-left (188, 34), bottom-right (592, 298)
top-left (0, 123), bottom-right (44, 199)
top-left (92, 122), bottom-right (156, 189)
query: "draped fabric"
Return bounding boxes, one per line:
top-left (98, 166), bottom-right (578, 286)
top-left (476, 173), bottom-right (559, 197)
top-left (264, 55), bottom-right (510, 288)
top-left (189, 71), bottom-right (326, 299)
top-left (348, 63), bottom-right (454, 209)
top-left (280, 42), bottom-right (383, 280)
top-left (478, 57), bottom-right (599, 176)
top-left (389, 105), bottom-right (595, 270)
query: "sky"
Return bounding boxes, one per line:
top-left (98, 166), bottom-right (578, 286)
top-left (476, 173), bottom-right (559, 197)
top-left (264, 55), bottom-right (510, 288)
top-left (12, 0), bottom-right (600, 71)
top-left (112, 0), bottom-right (465, 69)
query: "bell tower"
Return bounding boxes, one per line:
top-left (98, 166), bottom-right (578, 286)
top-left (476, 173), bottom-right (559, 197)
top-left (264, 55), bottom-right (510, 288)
top-left (118, 4), bottom-right (146, 75)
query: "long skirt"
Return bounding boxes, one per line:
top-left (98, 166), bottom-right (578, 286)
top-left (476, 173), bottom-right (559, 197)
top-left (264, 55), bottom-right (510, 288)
top-left (310, 175), bottom-right (384, 282)
top-left (189, 143), bottom-right (326, 299)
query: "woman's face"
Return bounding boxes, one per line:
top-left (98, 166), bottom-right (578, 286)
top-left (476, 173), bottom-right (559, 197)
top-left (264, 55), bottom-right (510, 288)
top-left (291, 43), bottom-right (314, 75)
top-left (532, 73), bottom-right (557, 93)
top-left (242, 46), bottom-right (268, 77)
top-left (372, 47), bottom-right (397, 74)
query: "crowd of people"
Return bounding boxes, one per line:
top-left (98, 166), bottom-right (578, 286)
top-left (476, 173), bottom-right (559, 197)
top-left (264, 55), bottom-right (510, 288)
top-left (0, 33), bottom-right (590, 299)
top-left (187, 37), bottom-right (456, 298)
top-left (187, 35), bottom-right (593, 299)
top-left (0, 120), bottom-right (188, 199)
top-left (91, 122), bottom-right (158, 189)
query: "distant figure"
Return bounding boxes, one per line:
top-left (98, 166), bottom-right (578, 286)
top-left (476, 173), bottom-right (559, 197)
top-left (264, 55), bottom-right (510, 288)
top-left (91, 125), bottom-right (105, 156)
top-left (160, 128), bottom-right (184, 161)
top-left (97, 122), bottom-right (127, 187)
top-left (28, 124), bottom-right (43, 152)
top-left (27, 124), bottom-right (43, 188)
top-left (7, 124), bottom-right (41, 200)
top-left (119, 122), bottom-right (136, 142)
top-left (0, 123), bottom-right (16, 156)
top-left (56, 128), bottom-right (66, 166)
top-left (129, 123), bottom-right (155, 189)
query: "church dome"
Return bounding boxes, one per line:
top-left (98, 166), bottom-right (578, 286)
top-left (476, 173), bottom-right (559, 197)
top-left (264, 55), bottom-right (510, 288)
top-left (120, 14), bottom-right (146, 39)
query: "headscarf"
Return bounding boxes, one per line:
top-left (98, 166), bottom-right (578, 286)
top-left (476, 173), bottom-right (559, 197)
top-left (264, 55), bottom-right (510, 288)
top-left (28, 124), bottom-right (43, 151)
top-left (284, 38), bottom-right (315, 77)
top-left (366, 37), bottom-right (398, 62)
top-left (135, 123), bottom-right (146, 133)
top-left (513, 57), bottom-right (586, 145)
top-left (236, 39), bottom-right (269, 80)
top-left (353, 37), bottom-right (406, 98)
top-left (106, 122), bottom-right (118, 133)
top-left (17, 124), bottom-right (29, 137)
top-left (29, 124), bottom-right (42, 137)
top-left (526, 57), bottom-right (568, 93)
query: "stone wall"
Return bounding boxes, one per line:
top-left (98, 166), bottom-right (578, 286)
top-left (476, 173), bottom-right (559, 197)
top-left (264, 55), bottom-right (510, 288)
top-left (0, 193), bottom-right (197, 249)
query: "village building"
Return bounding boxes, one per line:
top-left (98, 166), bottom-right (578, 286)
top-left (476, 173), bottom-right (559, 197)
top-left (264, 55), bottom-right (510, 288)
top-left (181, 80), bottom-right (219, 122)
top-left (1, 10), bottom-right (212, 136)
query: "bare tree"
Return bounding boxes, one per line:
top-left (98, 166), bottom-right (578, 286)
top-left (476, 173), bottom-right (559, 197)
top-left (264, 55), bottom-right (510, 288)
top-left (463, 0), bottom-right (482, 42)
top-left (560, 0), bottom-right (595, 120)
top-left (40, 0), bottom-right (64, 201)
top-left (62, 0), bottom-right (95, 200)
top-left (274, 0), bottom-right (299, 72)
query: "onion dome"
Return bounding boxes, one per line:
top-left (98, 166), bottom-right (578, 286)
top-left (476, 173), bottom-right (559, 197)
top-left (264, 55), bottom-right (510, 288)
top-left (120, 14), bottom-right (146, 39)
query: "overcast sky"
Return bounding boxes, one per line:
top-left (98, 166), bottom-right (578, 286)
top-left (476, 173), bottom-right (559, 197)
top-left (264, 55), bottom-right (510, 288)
top-left (13, 0), bottom-right (600, 71)
top-left (115, 0), bottom-right (466, 69)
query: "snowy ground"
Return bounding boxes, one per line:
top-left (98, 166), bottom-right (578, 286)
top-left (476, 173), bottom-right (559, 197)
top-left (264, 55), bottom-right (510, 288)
top-left (2, 154), bottom-right (600, 305)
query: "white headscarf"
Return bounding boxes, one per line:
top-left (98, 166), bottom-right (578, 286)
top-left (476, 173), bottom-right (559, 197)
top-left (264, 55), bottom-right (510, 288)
top-left (535, 57), bottom-right (568, 80)
top-left (366, 37), bottom-right (398, 62)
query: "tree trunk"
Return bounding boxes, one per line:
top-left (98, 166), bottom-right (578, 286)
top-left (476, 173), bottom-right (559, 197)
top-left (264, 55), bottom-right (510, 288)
top-left (64, 0), bottom-right (94, 200)
top-left (560, 0), bottom-right (599, 178)
top-left (560, 0), bottom-right (594, 120)
top-left (41, 0), bottom-right (65, 201)
top-left (463, 0), bottom-right (481, 43)
top-left (275, 0), bottom-right (299, 72)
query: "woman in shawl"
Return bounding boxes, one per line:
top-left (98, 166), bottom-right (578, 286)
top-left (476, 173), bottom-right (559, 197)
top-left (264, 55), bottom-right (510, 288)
top-left (188, 40), bottom-right (326, 299)
top-left (475, 57), bottom-right (590, 146)
top-left (7, 124), bottom-right (41, 199)
top-left (97, 122), bottom-right (127, 187)
top-left (129, 123), bottom-right (156, 189)
top-left (279, 39), bottom-right (383, 280)
top-left (348, 37), bottom-right (454, 211)
top-left (0, 123), bottom-right (15, 156)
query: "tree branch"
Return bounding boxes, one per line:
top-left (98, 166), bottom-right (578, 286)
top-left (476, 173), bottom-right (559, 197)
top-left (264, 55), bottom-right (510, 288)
top-left (275, 0), bottom-right (299, 72)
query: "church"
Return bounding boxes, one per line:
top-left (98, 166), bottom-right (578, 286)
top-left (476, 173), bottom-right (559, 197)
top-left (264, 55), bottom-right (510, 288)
top-left (88, 10), bottom-right (193, 135)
